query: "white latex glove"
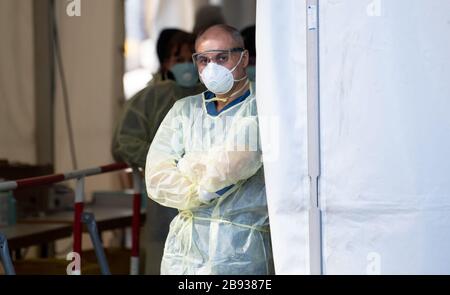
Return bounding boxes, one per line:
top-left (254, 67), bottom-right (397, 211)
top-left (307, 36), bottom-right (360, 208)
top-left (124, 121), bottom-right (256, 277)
top-left (177, 153), bottom-right (207, 183)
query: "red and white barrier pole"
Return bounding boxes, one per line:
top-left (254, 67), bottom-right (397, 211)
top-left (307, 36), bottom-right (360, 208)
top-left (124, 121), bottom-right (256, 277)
top-left (0, 163), bottom-right (128, 192)
top-left (0, 162), bottom-right (132, 275)
top-left (130, 168), bottom-right (142, 275)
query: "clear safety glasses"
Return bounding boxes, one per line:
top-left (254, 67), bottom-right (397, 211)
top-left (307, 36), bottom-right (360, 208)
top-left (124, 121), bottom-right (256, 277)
top-left (192, 48), bottom-right (245, 68)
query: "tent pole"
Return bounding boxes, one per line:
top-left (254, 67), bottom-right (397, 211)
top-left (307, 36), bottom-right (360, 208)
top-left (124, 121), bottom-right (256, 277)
top-left (306, 0), bottom-right (323, 275)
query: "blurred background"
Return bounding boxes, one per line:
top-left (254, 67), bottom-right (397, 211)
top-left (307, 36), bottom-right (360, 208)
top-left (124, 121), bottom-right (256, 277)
top-left (0, 0), bottom-right (255, 274)
top-left (0, 0), bottom-right (256, 202)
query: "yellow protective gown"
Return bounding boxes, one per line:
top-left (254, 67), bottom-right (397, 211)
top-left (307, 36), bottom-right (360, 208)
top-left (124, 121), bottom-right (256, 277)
top-left (145, 84), bottom-right (274, 275)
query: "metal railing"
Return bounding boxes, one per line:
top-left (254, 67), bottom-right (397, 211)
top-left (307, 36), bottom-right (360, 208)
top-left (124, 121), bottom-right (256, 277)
top-left (0, 163), bottom-right (143, 275)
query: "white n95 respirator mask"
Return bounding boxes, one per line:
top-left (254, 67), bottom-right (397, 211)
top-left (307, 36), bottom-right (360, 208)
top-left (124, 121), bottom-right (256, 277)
top-left (199, 53), bottom-right (246, 95)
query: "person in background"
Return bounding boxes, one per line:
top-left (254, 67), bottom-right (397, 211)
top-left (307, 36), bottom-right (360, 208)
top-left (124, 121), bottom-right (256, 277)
top-left (241, 25), bottom-right (256, 82)
top-left (113, 30), bottom-right (204, 168)
top-left (111, 29), bottom-right (205, 274)
top-left (153, 28), bottom-right (185, 83)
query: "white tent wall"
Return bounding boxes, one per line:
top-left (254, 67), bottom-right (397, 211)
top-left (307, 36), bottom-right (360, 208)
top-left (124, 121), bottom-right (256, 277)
top-left (256, 0), bottom-right (311, 275)
top-left (319, 0), bottom-right (450, 274)
top-left (54, 0), bottom-right (125, 197)
top-left (0, 0), bottom-right (124, 197)
top-left (0, 0), bottom-right (37, 164)
top-left (257, 0), bottom-right (450, 274)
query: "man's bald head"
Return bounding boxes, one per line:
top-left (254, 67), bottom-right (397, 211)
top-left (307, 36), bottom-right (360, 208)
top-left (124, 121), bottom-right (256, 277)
top-left (194, 24), bottom-right (249, 98)
top-left (195, 24), bottom-right (244, 52)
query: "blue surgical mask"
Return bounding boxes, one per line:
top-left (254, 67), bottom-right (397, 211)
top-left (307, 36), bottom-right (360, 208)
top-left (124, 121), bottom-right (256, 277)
top-left (170, 63), bottom-right (199, 87)
top-left (246, 65), bottom-right (256, 82)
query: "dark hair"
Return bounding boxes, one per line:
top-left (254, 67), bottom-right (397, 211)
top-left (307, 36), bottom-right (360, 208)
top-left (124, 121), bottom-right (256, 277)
top-left (167, 31), bottom-right (196, 60)
top-left (241, 25), bottom-right (256, 58)
top-left (156, 28), bottom-right (184, 66)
